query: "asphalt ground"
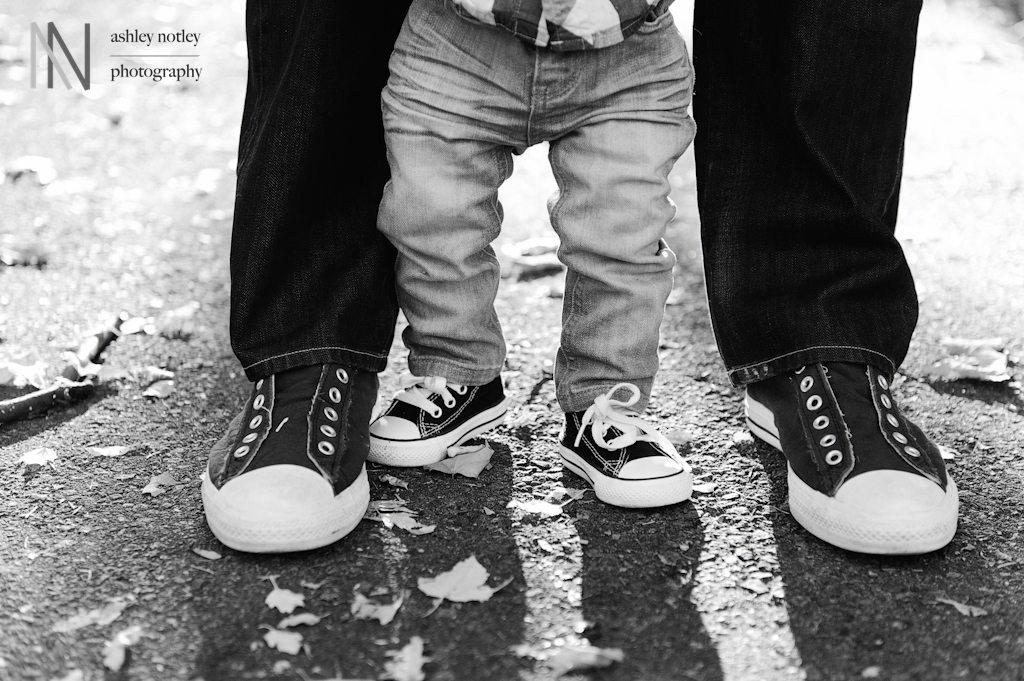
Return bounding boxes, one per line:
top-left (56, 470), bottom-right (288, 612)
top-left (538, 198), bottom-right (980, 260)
top-left (1, 1), bottom-right (1023, 680)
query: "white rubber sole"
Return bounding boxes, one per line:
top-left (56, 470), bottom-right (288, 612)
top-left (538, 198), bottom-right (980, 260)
top-left (745, 391), bottom-right (958, 554)
top-left (559, 446), bottom-right (693, 509)
top-left (201, 464), bottom-right (369, 553)
top-left (367, 398), bottom-right (509, 467)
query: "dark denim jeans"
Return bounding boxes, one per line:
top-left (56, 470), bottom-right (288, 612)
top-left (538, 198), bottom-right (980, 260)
top-left (229, 0), bottom-right (410, 380)
top-left (231, 0), bottom-right (923, 388)
top-left (693, 0), bottom-right (924, 386)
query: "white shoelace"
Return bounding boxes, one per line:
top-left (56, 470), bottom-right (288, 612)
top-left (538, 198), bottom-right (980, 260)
top-left (393, 374), bottom-right (465, 417)
top-left (574, 383), bottom-right (662, 450)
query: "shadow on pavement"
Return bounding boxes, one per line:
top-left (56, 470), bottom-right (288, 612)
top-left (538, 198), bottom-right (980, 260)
top-left (574, 498), bottom-right (723, 681)
top-left (754, 444), bottom-right (1024, 680)
top-left (190, 441), bottom-right (529, 680)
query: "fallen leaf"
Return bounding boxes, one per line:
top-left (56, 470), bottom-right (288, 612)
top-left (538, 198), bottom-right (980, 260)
top-left (382, 636), bottom-right (430, 681)
top-left (0, 360), bottom-right (48, 388)
top-left (300, 580), bottom-right (326, 591)
top-left (692, 481), bottom-right (717, 494)
top-left (380, 474), bottom-right (410, 490)
top-left (423, 443), bottom-right (493, 478)
top-left (191, 547), bottom-right (222, 561)
top-left (158, 301), bottom-right (200, 339)
top-left (861, 666), bottom-right (882, 679)
top-left (5, 155), bottom-right (57, 184)
top-left (102, 625), bottom-right (144, 671)
top-left (938, 445), bottom-right (957, 461)
top-left (351, 591), bottom-right (404, 625)
top-left (549, 645), bottom-right (624, 677)
top-left (118, 316), bottom-right (155, 335)
top-left (143, 379), bottom-right (175, 398)
top-left (88, 445), bottom-right (132, 457)
top-left (732, 431), bottom-right (754, 445)
top-left (277, 612), bottom-right (322, 628)
top-left (265, 576), bottom-right (305, 614)
top-left (666, 428), bottom-right (693, 446)
top-left (482, 507), bottom-right (495, 516)
top-left (506, 498), bottom-right (562, 517)
top-left (142, 472), bottom-right (179, 496)
top-left (365, 498), bottom-right (416, 521)
top-left (144, 366), bottom-right (175, 382)
top-left (20, 448), bottom-right (57, 467)
top-left (52, 596), bottom-right (134, 633)
top-left (273, 660), bottom-right (292, 675)
top-left (261, 626), bottom-right (303, 655)
top-left (418, 555), bottom-right (512, 604)
top-left (936, 597), bottom-right (988, 617)
top-left (927, 337), bottom-right (1011, 382)
top-left (382, 512), bottom-right (436, 535)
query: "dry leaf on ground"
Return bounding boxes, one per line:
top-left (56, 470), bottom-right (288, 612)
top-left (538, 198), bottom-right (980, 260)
top-left (261, 626), bottom-right (303, 655)
top-left (102, 625), bottom-right (145, 671)
top-left (143, 379), bottom-right (175, 398)
top-left (52, 595), bottom-right (135, 633)
top-left (191, 547), bottom-right (222, 561)
top-left (0, 360), bottom-right (48, 388)
top-left (506, 498), bottom-right (562, 517)
top-left (88, 445), bottom-right (132, 457)
top-left (382, 636), bottom-right (430, 681)
top-left (351, 591), bottom-right (404, 625)
top-left (548, 645), bottom-right (624, 677)
top-left (20, 448), bottom-right (57, 468)
top-left (423, 443), bottom-right (493, 478)
top-left (418, 555), bottom-right (512, 604)
top-left (382, 512), bottom-right (436, 535)
top-left (927, 337), bottom-right (1011, 382)
top-left (380, 474), bottom-right (409, 490)
top-left (142, 472), bottom-right (179, 497)
top-left (277, 612), bottom-right (322, 628)
top-left (264, 576), bottom-right (305, 614)
top-left (936, 597), bottom-right (988, 617)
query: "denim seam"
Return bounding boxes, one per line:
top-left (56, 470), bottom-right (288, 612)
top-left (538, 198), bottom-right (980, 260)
top-left (409, 356), bottom-right (504, 376)
top-left (243, 346), bottom-right (387, 372)
top-left (729, 345), bottom-right (896, 375)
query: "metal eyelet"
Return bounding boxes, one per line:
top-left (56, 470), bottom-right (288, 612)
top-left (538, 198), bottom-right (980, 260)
top-left (806, 395), bottom-right (822, 411)
top-left (825, 450), bottom-right (843, 465)
top-left (880, 394), bottom-right (892, 409)
top-left (800, 376), bottom-right (814, 392)
top-left (253, 394), bottom-right (265, 410)
top-left (329, 387), bottom-right (342, 403)
top-left (255, 379), bottom-right (264, 390)
top-left (893, 432), bottom-right (908, 444)
top-left (813, 415), bottom-right (830, 430)
top-left (242, 432), bottom-right (258, 444)
top-left (878, 375), bottom-right (889, 390)
top-left (886, 414), bottom-right (900, 428)
top-left (336, 368), bottom-right (349, 384)
top-left (233, 445), bottom-right (250, 459)
top-left (904, 446), bottom-right (921, 458)
top-left (454, 385), bottom-right (468, 395)
top-left (320, 424), bottom-right (337, 438)
top-left (324, 406), bottom-right (338, 421)
top-left (444, 398), bottom-right (456, 408)
top-left (820, 434), bottom-right (837, 447)
top-left (249, 415), bottom-right (263, 429)
top-left (318, 441), bottom-right (335, 456)
top-left (432, 408), bottom-right (442, 418)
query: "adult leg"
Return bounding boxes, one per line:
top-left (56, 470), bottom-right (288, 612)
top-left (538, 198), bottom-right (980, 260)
top-left (203, 0), bottom-right (410, 553)
top-left (694, 0), bottom-right (957, 554)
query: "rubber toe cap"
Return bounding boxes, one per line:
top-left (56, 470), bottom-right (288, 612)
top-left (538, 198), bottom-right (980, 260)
top-left (836, 469), bottom-right (950, 519)
top-left (369, 415), bottom-right (421, 441)
top-left (217, 465), bottom-right (333, 522)
top-left (618, 455), bottom-right (686, 481)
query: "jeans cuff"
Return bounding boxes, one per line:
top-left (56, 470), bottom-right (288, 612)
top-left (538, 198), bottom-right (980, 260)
top-left (407, 357), bottom-right (503, 386)
top-left (726, 345), bottom-right (898, 387)
top-left (559, 383), bottom-right (652, 415)
top-left (241, 346), bottom-right (389, 382)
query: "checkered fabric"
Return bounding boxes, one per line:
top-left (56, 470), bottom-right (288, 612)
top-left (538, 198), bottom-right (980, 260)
top-left (448, 0), bottom-right (672, 51)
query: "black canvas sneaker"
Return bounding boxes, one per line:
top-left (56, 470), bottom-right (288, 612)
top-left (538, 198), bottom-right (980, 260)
top-left (559, 383), bottom-right (692, 508)
top-left (368, 375), bottom-right (508, 466)
top-left (201, 364), bottom-right (375, 553)
top-left (745, 362), bottom-right (958, 554)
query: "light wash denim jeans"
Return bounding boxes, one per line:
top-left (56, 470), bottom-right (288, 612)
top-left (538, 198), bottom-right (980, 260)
top-left (378, 0), bottom-right (695, 413)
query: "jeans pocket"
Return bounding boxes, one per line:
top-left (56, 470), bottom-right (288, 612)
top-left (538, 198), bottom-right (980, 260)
top-left (635, 4), bottom-right (675, 34)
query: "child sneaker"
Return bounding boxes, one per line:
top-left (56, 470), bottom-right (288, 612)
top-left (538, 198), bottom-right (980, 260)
top-left (368, 375), bottom-right (508, 466)
top-left (201, 364), bottom-right (375, 553)
top-left (745, 362), bottom-right (958, 554)
top-left (559, 383), bottom-right (692, 508)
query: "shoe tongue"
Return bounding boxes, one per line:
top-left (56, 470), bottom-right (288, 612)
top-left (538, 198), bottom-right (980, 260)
top-left (274, 364), bottom-right (325, 396)
top-left (824, 362), bottom-right (872, 399)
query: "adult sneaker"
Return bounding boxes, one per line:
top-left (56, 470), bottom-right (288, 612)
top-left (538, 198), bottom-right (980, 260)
top-left (202, 364), bottom-right (375, 553)
top-left (559, 383), bottom-right (692, 508)
top-left (745, 362), bottom-right (958, 555)
top-left (368, 375), bottom-right (508, 466)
